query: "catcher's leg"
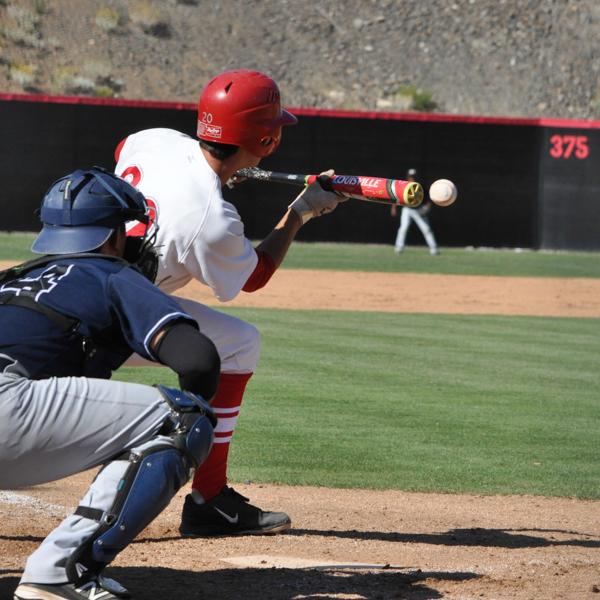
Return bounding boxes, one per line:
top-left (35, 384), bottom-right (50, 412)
top-left (17, 386), bottom-right (215, 590)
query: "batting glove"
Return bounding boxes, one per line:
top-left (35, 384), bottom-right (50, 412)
top-left (288, 170), bottom-right (347, 224)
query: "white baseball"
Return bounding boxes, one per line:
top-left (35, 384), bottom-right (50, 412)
top-left (429, 179), bottom-right (457, 207)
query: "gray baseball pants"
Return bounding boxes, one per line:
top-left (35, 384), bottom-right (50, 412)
top-left (0, 371), bottom-right (172, 584)
top-left (395, 207), bottom-right (438, 254)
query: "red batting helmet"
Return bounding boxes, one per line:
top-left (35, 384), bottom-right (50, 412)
top-left (197, 69), bottom-right (297, 157)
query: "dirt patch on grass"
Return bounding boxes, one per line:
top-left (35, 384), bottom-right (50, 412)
top-left (2, 268), bottom-right (599, 599)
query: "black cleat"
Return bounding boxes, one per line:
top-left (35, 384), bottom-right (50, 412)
top-left (179, 486), bottom-right (291, 537)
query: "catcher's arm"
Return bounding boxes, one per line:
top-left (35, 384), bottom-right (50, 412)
top-left (153, 322), bottom-right (220, 398)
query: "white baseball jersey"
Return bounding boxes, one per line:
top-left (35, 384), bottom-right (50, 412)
top-left (115, 128), bottom-right (258, 301)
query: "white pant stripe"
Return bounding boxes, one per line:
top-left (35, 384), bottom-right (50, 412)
top-left (214, 406), bottom-right (241, 415)
top-left (214, 415), bottom-right (238, 434)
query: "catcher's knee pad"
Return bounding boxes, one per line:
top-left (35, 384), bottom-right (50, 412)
top-left (157, 385), bottom-right (216, 469)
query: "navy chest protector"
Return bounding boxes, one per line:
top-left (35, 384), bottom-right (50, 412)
top-left (0, 253), bottom-right (131, 332)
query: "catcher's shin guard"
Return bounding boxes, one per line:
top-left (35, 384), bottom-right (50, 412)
top-left (66, 388), bottom-right (215, 581)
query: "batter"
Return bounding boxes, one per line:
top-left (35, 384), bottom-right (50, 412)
top-left (115, 69), bottom-right (347, 536)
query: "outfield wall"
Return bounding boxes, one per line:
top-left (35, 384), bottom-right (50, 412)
top-left (1, 94), bottom-right (598, 250)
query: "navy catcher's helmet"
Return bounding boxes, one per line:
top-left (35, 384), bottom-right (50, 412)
top-left (32, 167), bottom-right (150, 255)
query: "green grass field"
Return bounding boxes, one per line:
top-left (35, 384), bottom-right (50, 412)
top-left (3, 233), bottom-right (599, 498)
top-left (116, 309), bottom-right (600, 499)
top-left (3, 232), bottom-right (600, 277)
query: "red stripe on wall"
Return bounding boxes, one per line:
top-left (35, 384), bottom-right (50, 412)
top-left (289, 106), bottom-right (600, 129)
top-left (0, 92), bottom-right (195, 111)
top-left (1, 92), bottom-right (599, 130)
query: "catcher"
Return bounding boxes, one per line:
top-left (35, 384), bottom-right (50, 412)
top-left (1, 167), bottom-right (219, 600)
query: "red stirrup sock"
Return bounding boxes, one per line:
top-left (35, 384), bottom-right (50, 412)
top-left (191, 372), bottom-right (253, 502)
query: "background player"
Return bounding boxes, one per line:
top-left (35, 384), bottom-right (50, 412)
top-left (391, 168), bottom-right (439, 256)
top-left (114, 69), bottom-right (346, 537)
top-left (1, 167), bottom-right (219, 600)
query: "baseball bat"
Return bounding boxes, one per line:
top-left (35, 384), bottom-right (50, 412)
top-left (234, 167), bottom-right (424, 208)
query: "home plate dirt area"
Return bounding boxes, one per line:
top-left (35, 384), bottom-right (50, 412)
top-left (1, 268), bottom-right (599, 599)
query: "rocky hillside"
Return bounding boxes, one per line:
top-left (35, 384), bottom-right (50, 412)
top-left (1, 0), bottom-right (598, 120)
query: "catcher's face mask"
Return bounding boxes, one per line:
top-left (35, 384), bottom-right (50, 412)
top-left (124, 196), bottom-right (159, 282)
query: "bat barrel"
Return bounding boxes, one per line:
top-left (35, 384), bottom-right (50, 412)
top-left (234, 168), bottom-right (424, 207)
top-left (327, 175), bottom-right (424, 207)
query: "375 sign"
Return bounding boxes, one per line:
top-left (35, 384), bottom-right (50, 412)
top-left (548, 133), bottom-right (589, 159)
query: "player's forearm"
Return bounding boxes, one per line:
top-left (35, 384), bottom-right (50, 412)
top-left (254, 207), bottom-right (303, 269)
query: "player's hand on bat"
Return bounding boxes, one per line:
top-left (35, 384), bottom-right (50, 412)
top-left (288, 169), bottom-right (348, 224)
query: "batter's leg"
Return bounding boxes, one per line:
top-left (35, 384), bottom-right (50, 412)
top-left (124, 297), bottom-right (260, 500)
top-left (172, 297), bottom-right (291, 536)
top-left (173, 297), bottom-right (260, 496)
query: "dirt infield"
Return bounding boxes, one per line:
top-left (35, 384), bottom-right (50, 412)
top-left (176, 268), bottom-right (600, 318)
top-left (2, 269), bottom-right (599, 600)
